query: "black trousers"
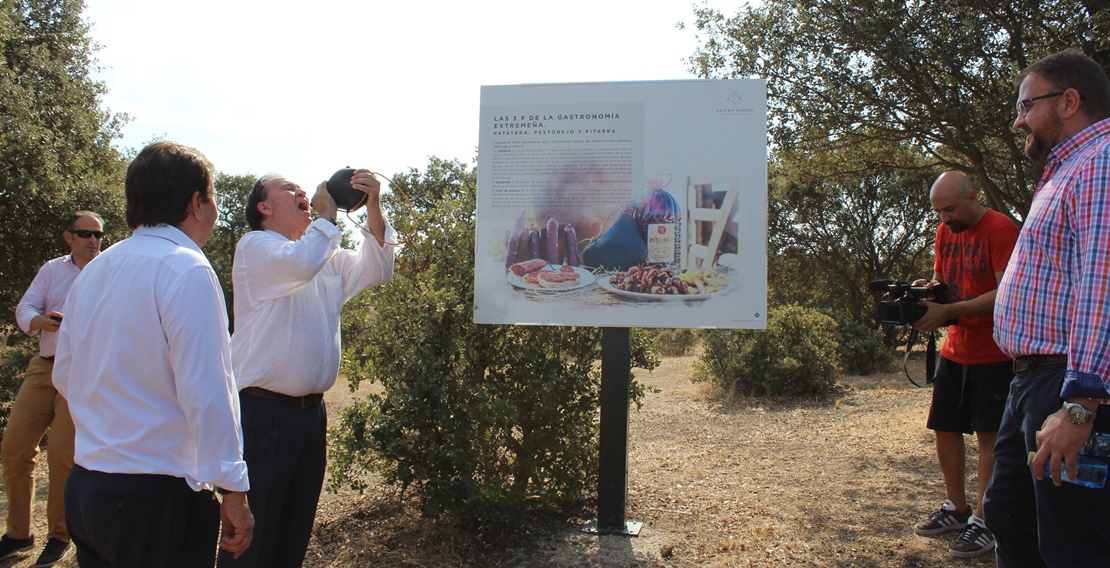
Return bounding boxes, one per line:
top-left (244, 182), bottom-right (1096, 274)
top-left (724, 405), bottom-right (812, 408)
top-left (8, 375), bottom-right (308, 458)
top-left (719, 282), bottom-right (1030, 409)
top-left (64, 464), bottom-right (220, 568)
top-left (217, 392), bottom-right (327, 568)
top-left (983, 364), bottom-right (1110, 566)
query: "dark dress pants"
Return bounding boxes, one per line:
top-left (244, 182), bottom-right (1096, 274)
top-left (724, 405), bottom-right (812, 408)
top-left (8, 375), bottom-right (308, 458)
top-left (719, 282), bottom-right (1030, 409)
top-left (983, 364), bottom-right (1110, 567)
top-left (65, 464), bottom-right (220, 568)
top-left (218, 392), bottom-right (327, 568)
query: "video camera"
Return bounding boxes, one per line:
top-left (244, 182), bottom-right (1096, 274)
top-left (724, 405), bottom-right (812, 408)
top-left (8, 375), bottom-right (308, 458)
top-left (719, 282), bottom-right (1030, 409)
top-left (868, 279), bottom-right (949, 326)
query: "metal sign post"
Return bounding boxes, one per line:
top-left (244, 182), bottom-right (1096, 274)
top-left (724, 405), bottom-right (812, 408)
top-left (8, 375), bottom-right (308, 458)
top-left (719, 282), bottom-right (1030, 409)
top-left (584, 326), bottom-right (642, 536)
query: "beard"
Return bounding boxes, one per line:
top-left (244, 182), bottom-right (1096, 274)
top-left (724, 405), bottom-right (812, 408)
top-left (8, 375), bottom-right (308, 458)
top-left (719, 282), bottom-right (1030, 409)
top-left (1024, 112), bottom-right (1064, 164)
top-left (945, 220), bottom-right (970, 234)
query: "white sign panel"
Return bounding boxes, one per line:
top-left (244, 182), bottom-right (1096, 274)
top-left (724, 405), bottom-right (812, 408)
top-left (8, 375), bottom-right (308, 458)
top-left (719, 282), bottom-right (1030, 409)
top-left (474, 80), bottom-right (767, 329)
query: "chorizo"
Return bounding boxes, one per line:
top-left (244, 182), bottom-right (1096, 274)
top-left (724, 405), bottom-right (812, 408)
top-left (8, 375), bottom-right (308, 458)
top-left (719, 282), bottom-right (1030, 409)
top-left (564, 223), bottom-right (579, 266)
top-left (510, 258), bottom-right (548, 276)
top-left (545, 215), bottom-right (560, 264)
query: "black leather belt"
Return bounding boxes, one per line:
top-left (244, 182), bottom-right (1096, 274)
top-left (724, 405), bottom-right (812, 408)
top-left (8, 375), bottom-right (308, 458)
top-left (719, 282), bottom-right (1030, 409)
top-left (240, 387), bottom-right (323, 408)
top-left (1013, 354), bottom-right (1068, 374)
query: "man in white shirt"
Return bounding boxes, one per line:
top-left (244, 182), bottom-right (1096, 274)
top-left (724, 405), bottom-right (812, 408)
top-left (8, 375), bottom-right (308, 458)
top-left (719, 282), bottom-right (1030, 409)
top-left (1, 211), bottom-right (102, 567)
top-left (219, 169), bottom-right (396, 568)
top-left (53, 141), bottom-right (254, 566)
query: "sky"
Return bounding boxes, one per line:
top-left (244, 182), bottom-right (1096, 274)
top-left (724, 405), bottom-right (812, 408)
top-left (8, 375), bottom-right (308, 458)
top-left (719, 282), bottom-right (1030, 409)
top-left (82, 0), bottom-right (749, 191)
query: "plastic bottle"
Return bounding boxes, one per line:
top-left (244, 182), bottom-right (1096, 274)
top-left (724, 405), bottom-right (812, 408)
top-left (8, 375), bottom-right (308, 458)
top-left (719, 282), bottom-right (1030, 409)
top-left (1081, 431), bottom-right (1110, 457)
top-left (1028, 452), bottom-right (1108, 489)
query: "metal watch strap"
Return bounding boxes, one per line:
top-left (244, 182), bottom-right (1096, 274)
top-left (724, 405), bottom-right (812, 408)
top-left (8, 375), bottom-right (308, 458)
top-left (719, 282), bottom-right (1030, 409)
top-left (1064, 402), bottom-right (1097, 424)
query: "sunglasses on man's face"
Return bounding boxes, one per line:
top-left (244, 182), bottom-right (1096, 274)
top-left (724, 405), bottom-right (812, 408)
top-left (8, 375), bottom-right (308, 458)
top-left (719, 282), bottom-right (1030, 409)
top-left (69, 229), bottom-right (104, 239)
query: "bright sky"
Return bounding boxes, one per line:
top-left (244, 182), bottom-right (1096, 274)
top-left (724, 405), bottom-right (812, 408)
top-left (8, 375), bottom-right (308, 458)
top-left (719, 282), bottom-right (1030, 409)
top-left (82, 0), bottom-right (748, 190)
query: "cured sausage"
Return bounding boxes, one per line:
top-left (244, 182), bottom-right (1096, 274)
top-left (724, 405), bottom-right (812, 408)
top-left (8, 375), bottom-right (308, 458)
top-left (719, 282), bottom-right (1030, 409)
top-left (505, 213), bottom-right (525, 268)
top-left (545, 216), bottom-right (560, 264)
top-left (528, 226), bottom-right (541, 260)
top-left (509, 258), bottom-right (548, 276)
top-left (564, 224), bottom-right (579, 267)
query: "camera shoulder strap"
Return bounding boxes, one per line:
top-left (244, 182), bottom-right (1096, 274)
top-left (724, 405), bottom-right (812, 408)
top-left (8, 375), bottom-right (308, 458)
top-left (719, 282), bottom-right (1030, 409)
top-left (902, 329), bottom-right (937, 388)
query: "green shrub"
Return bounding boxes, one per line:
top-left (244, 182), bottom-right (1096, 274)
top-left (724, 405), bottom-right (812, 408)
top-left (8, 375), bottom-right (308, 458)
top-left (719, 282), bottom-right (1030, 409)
top-left (647, 328), bottom-right (700, 356)
top-left (836, 319), bottom-right (895, 375)
top-left (0, 334), bottom-right (36, 431)
top-left (695, 304), bottom-right (841, 397)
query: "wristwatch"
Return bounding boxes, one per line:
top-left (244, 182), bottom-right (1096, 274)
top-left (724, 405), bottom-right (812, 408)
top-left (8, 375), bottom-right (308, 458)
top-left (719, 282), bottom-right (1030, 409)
top-left (1063, 402), bottom-right (1097, 425)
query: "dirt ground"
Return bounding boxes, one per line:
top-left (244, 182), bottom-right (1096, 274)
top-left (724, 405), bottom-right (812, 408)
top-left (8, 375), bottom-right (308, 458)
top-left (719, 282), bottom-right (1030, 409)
top-left (1, 355), bottom-right (998, 567)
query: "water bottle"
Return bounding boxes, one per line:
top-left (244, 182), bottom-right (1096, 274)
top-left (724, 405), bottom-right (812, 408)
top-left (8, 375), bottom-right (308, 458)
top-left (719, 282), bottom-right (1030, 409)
top-left (1081, 432), bottom-right (1110, 457)
top-left (1028, 452), bottom-right (1108, 489)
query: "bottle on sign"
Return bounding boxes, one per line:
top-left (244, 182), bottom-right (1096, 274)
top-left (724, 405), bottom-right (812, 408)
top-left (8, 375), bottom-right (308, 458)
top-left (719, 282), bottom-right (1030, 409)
top-left (632, 174), bottom-right (682, 267)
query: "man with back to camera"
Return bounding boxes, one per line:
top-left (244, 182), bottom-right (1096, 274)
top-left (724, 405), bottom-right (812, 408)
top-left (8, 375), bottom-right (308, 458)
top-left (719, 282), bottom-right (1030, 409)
top-left (0, 211), bottom-right (103, 567)
top-left (218, 169), bottom-right (396, 568)
top-left (53, 141), bottom-right (254, 566)
top-left (984, 48), bottom-right (1110, 567)
top-left (909, 171), bottom-right (1019, 558)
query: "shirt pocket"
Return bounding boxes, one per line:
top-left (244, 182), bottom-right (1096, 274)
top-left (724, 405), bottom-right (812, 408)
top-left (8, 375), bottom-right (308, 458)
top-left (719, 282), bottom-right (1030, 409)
top-left (320, 275), bottom-right (343, 310)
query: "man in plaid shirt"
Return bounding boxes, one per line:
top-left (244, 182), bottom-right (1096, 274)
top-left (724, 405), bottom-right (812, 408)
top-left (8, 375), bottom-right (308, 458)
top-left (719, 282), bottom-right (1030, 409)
top-left (985, 49), bottom-right (1110, 567)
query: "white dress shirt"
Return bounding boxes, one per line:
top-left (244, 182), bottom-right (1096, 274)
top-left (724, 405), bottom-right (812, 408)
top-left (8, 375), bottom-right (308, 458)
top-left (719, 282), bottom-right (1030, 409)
top-left (53, 225), bottom-right (248, 492)
top-left (15, 255), bottom-right (81, 357)
top-left (231, 218), bottom-right (396, 396)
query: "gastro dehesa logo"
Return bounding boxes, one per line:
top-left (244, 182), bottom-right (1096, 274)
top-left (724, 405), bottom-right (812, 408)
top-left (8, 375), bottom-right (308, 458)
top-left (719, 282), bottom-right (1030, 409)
top-left (718, 90), bottom-right (755, 115)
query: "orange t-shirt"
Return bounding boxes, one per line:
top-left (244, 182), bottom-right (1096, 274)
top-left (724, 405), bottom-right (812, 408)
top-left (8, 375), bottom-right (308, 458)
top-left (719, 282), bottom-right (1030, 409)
top-left (934, 208), bottom-right (1020, 365)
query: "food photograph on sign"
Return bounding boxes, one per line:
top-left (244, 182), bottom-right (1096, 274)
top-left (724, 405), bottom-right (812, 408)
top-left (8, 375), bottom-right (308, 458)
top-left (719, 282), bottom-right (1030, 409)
top-left (474, 80), bottom-right (767, 329)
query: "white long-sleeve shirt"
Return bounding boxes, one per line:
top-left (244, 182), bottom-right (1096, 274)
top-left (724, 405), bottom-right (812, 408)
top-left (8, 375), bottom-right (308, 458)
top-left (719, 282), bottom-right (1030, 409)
top-left (231, 218), bottom-right (396, 396)
top-left (15, 255), bottom-right (81, 357)
top-left (53, 225), bottom-right (248, 492)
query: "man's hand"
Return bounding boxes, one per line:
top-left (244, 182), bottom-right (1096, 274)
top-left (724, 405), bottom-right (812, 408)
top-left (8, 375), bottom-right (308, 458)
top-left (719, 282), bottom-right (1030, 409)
top-left (219, 491), bottom-right (254, 559)
top-left (350, 169), bottom-right (381, 202)
top-left (1033, 407), bottom-right (1094, 486)
top-left (311, 182), bottom-right (339, 222)
top-left (30, 312), bottom-right (63, 333)
top-left (912, 300), bottom-right (949, 332)
top-left (347, 168), bottom-right (390, 246)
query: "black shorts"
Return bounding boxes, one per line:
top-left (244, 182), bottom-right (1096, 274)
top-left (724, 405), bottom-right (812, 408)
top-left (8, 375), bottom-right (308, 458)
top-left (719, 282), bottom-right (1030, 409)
top-left (926, 355), bottom-right (1014, 434)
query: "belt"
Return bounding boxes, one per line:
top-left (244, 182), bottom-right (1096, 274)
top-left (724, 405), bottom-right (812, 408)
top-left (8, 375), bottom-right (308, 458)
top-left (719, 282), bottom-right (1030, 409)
top-left (1013, 354), bottom-right (1068, 374)
top-left (240, 387), bottom-right (323, 408)
top-left (40, 356), bottom-right (54, 362)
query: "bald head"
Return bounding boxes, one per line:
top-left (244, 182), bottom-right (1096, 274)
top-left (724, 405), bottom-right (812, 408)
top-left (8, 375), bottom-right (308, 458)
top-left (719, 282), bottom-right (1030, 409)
top-left (930, 171), bottom-right (974, 201)
top-left (930, 171), bottom-right (984, 234)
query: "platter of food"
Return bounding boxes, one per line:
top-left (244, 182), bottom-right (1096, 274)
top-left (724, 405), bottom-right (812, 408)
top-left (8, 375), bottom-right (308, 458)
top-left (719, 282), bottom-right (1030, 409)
top-left (507, 260), bottom-right (595, 291)
top-left (597, 265), bottom-right (732, 301)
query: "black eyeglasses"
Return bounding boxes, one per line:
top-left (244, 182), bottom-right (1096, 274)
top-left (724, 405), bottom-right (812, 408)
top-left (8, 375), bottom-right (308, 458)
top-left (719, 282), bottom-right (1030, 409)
top-left (69, 229), bottom-right (104, 239)
top-left (1017, 92), bottom-right (1064, 117)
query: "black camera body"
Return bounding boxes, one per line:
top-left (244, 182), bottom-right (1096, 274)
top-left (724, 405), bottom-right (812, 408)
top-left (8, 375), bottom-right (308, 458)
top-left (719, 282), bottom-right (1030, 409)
top-left (869, 280), bottom-right (949, 326)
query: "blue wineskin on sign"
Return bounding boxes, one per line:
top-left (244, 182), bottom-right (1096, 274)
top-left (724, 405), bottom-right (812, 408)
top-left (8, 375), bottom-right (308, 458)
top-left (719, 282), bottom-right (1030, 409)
top-left (582, 212), bottom-right (648, 271)
top-left (326, 167), bottom-right (367, 212)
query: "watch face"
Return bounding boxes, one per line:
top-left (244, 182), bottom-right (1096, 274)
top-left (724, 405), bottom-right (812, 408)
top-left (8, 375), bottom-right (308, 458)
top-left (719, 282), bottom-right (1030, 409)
top-left (1066, 403), bottom-right (1094, 424)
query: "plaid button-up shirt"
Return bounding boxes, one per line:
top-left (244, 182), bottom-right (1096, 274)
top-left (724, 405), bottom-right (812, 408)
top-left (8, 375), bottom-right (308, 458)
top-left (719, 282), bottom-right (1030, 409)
top-left (995, 118), bottom-right (1110, 400)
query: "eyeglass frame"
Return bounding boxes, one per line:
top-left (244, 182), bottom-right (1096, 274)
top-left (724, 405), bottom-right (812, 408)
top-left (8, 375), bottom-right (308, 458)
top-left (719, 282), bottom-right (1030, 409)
top-left (68, 229), bottom-right (104, 240)
top-left (1017, 91), bottom-right (1065, 117)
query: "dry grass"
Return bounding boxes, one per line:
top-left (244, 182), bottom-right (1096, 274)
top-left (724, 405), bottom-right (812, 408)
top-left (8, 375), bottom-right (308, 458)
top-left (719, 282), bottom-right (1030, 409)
top-left (1, 355), bottom-right (998, 567)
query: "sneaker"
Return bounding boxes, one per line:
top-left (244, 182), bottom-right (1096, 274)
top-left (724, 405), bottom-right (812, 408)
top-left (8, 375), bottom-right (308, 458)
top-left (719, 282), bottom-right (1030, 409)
top-left (32, 538), bottom-right (71, 567)
top-left (0, 534), bottom-right (35, 560)
top-left (913, 500), bottom-right (971, 535)
top-left (950, 518), bottom-right (995, 558)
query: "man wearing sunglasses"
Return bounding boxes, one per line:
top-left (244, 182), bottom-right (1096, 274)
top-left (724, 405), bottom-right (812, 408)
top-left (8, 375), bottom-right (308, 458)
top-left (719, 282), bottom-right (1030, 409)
top-left (2, 211), bottom-right (103, 567)
top-left (986, 49), bottom-right (1110, 566)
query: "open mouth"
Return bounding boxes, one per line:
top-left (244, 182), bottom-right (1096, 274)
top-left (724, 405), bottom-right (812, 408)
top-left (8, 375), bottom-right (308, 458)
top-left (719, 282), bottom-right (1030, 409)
top-left (298, 200), bottom-right (310, 212)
